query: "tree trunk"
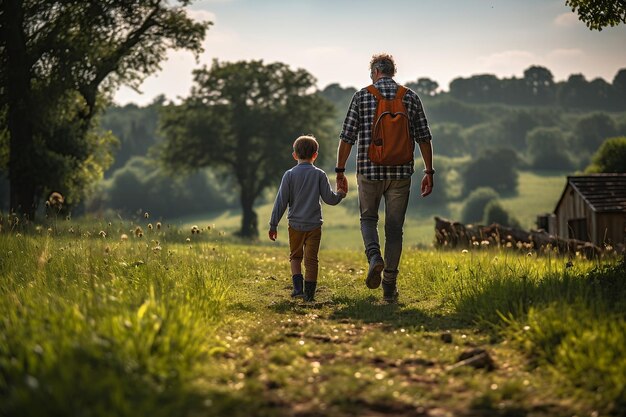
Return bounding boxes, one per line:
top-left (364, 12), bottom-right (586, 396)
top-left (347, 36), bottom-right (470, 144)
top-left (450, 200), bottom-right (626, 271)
top-left (2, 0), bottom-right (38, 220)
top-left (239, 188), bottom-right (259, 238)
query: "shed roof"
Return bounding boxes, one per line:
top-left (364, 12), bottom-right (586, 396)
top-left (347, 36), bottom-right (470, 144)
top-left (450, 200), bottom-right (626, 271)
top-left (555, 174), bottom-right (626, 213)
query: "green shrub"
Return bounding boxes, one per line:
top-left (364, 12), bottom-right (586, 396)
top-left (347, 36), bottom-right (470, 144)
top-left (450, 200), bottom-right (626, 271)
top-left (585, 136), bottom-right (626, 173)
top-left (482, 200), bottom-right (520, 227)
top-left (460, 187), bottom-right (499, 223)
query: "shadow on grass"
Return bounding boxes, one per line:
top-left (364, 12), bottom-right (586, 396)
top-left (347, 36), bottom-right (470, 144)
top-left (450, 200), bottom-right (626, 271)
top-left (329, 295), bottom-right (470, 331)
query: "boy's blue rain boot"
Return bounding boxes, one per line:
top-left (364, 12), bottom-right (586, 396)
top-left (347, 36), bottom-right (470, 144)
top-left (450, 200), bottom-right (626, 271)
top-left (304, 280), bottom-right (317, 302)
top-left (291, 274), bottom-right (304, 298)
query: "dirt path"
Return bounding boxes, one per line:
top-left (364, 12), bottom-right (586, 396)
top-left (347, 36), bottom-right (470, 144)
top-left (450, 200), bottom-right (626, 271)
top-left (194, 248), bottom-right (577, 417)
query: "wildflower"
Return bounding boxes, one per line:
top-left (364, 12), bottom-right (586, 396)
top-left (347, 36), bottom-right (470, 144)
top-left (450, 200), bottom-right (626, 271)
top-left (207, 225), bottom-right (211, 231)
top-left (47, 192), bottom-right (64, 210)
top-left (191, 225), bottom-right (199, 234)
top-left (35, 225), bottom-right (43, 233)
top-left (186, 237), bottom-right (191, 243)
top-left (480, 240), bottom-right (490, 246)
top-left (506, 242), bottom-right (512, 248)
top-left (99, 230), bottom-right (107, 238)
top-left (472, 241), bottom-right (479, 246)
top-left (47, 228), bottom-right (53, 234)
top-left (120, 234), bottom-right (128, 241)
top-left (108, 222), bottom-right (112, 227)
top-left (461, 249), bottom-right (469, 254)
top-left (152, 245), bottom-right (162, 252)
top-left (144, 212), bottom-right (150, 219)
top-left (134, 226), bottom-right (143, 238)
top-left (148, 223), bottom-right (153, 230)
top-left (156, 222), bottom-right (162, 230)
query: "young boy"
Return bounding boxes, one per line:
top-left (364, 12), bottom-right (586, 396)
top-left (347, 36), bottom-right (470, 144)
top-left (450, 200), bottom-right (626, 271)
top-left (269, 135), bottom-right (347, 301)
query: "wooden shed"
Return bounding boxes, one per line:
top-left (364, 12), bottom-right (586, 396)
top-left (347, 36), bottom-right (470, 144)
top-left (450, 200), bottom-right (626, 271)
top-left (554, 174), bottom-right (626, 246)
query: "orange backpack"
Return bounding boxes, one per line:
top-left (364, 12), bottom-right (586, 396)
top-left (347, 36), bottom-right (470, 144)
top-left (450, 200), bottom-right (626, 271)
top-left (367, 85), bottom-right (414, 166)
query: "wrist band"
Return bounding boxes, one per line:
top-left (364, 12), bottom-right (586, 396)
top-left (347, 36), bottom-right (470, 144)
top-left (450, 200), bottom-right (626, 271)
top-left (423, 169), bottom-right (435, 175)
top-left (335, 167), bottom-right (346, 173)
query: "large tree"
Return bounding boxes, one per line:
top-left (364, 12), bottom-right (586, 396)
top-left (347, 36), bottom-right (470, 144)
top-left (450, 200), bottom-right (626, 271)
top-left (565, 0), bottom-right (626, 30)
top-left (0, 0), bottom-right (209, 219)
top-left (160, 60), bottom-right (335, 238)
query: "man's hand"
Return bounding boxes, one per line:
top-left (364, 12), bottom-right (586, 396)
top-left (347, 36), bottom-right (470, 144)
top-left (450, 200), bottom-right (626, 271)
top-left (269, 230), bottom-right (277, 241)
top-left (336, 173), bottom-right (348, 193)
top-left (421, 174), bottom-right (434, 197)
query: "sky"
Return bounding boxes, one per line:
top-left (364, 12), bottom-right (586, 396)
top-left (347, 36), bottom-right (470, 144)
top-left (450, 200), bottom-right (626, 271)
top-left (114, 0), bottom-right (626, 106)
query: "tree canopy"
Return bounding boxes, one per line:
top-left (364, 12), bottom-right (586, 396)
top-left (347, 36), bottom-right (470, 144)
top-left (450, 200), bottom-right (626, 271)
top-left (0, 0), bottom-right (209, 218)
top-left (160, 60), bottom-right (336, 237)
top-left (565, 0), bottom-right (626, 30)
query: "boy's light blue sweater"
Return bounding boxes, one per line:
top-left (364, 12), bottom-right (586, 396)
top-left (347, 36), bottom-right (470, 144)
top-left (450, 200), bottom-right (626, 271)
top-left (269, 163), bottom-right (346, 232)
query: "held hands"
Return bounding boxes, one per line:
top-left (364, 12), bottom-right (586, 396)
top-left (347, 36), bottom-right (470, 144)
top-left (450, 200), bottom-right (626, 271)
top-left (336, 174), bottom-right (348, 194)
top-left (421, 173), bottom-right (434, 197)
top-left (268, 230), bottom-right (277, 241)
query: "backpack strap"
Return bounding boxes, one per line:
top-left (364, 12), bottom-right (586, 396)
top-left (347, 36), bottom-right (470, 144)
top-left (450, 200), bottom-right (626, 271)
top-left (395, 85), bottom-right (408, 99)
top-left (366, 85), bottom-right (383, 100)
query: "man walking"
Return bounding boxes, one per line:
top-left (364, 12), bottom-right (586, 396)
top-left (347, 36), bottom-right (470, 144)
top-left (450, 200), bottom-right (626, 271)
top-left (335, 53), bottom-right (434, 302)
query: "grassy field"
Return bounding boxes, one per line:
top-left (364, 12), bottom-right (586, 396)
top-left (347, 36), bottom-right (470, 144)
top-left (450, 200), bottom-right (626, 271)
top-left (179, 169), bottom-right (568, 249)
top-left (1, 219), bottom-right (624, 417)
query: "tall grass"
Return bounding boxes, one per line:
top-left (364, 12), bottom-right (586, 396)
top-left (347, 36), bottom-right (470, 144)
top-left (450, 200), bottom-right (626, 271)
top-left (443, 250), bottom-right (626, 413)
top-left (0, 233), bottom-right (232, 416)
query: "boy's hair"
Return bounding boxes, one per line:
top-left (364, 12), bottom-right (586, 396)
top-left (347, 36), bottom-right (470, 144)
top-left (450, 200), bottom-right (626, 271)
top-left (293, 135), bottom-right (319, 160)
top-left (370, 53), bottom-right (397, 77)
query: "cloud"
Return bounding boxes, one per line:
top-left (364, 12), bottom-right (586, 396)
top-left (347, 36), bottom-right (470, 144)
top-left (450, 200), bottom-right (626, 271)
top-left (186, 9), bottom-right (217, 24)
top-left (554, 12), bottom-right (580, 27)
top-left (477, 50), bottom-right (538, 71)
top-left (547, 48), bottom-right (584, 59)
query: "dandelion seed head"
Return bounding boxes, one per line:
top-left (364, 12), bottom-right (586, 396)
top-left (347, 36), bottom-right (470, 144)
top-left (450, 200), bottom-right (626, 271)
top-left (156, 222), bottom-right (162, 230)
top-left (144, 212), bottom-right (149, 219)
top-left (47, 192), bottom-right (64, 210)
top-left (120, 234), bottom-right (128, 241)
top-left (148, 223), bottom-right (153, 230)
top-left (99, 230), bottom-right (106, 238)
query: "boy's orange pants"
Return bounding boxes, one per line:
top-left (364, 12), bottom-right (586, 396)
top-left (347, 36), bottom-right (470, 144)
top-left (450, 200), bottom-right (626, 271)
top-left (288, 226), bottom-right (321, 282)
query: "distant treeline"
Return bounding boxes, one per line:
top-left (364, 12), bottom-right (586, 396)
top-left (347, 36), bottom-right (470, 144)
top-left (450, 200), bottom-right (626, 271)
top-left (321, 65), bottom-right (626, 111)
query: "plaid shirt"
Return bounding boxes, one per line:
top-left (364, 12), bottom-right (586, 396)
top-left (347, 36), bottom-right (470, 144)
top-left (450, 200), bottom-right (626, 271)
top-left (339, 77), bottom-right (432, 180)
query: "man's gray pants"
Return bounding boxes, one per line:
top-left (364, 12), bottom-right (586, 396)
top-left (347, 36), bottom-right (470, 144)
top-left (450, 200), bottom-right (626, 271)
top-left (357, 174), bottom-right (411, 283)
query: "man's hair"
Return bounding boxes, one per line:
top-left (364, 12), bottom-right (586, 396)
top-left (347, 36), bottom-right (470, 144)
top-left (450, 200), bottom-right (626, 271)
top-left (370, 53), bottom-right (397, 77)
top-left (293, 135), bottom-right (319, 159)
